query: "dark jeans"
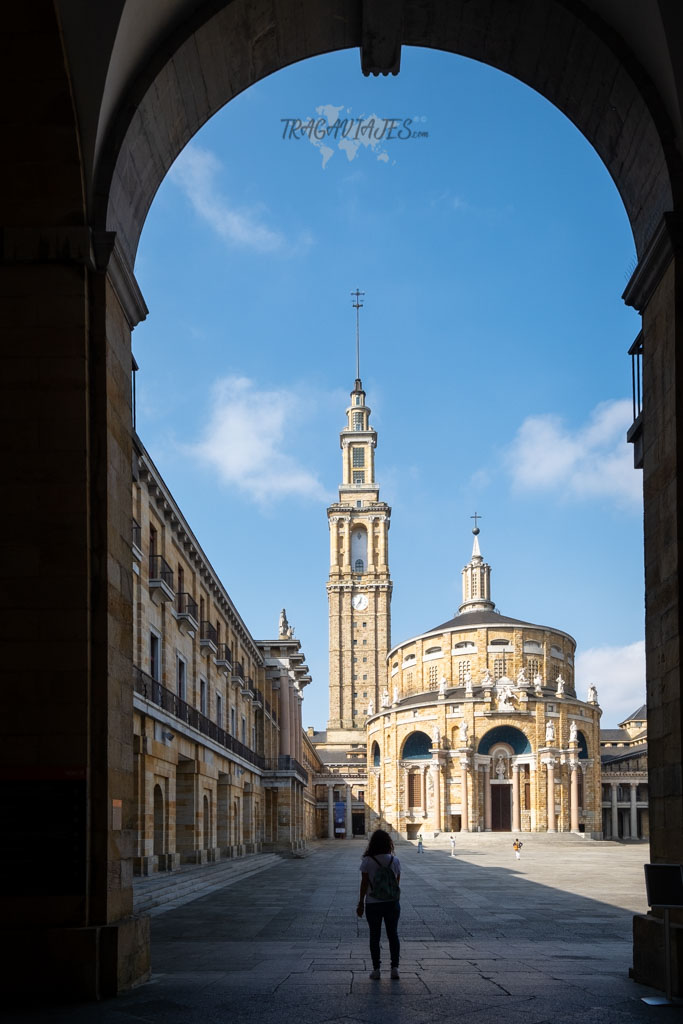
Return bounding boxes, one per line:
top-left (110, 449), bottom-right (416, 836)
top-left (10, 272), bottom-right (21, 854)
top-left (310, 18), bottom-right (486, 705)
top-left (365, 900), bottom-right (400, 968)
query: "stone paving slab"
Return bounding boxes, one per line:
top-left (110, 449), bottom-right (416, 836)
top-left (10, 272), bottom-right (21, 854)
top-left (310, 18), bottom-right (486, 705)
top-left (7, 836), bottom-right (683, 1022)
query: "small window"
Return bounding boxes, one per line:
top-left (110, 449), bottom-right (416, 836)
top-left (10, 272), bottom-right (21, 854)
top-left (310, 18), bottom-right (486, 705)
top-left (425, 646), bottom-right (442, 655)
top-left (241, 715), bottom-right (246, 744)
top-left (353, 471), bottom-right (365, 484)
top-left (491, 638), bottom-right (509, 646)
top-left (177, 655), bottom-right (187, 701)
top-left (353, 412), bottom-right (363, 430)
top-left (354, 558), bottom-right (364, 573)
top-left (352, 447), bottom-right (365, 467)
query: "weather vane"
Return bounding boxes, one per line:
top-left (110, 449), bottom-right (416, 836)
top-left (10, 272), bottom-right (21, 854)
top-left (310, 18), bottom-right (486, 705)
top-left (351, 289), bottom-right (365, 380)
top-left (470, 511), bottom-right (483, 534)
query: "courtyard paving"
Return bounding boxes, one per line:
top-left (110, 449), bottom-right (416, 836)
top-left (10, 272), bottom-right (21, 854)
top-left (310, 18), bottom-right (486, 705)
top-left (13, 834), bottom-right (681, 1023)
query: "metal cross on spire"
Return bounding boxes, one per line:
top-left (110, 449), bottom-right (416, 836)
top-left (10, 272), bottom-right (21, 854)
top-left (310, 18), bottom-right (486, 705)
top-left (351, 289), bottom-right (365, 380)
top-left (470, 511), bottom-right (483, 534)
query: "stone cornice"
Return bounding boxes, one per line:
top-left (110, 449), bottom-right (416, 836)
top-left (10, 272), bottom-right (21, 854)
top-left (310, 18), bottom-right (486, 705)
top-left (623, 212), bottom-right (683, 312)
top-left (92, 230), bottom-right (148, 328)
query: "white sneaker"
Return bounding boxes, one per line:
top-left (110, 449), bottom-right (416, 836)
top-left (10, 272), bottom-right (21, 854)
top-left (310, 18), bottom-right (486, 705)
top-left (369, 968), bottom-right (380, 980)
top-left (391, 967), bottom-right (400, 980)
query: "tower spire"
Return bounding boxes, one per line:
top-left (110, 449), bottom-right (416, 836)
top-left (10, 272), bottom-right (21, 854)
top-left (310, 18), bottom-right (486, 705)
top-left (351, 289), bottom-right (364, 383)
top-left (459, 516), bottom-right (495, 614)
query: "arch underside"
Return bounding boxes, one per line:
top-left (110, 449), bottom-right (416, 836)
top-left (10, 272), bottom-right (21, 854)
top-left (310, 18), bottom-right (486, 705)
top-left (100, 0), bottom-right (678, 268)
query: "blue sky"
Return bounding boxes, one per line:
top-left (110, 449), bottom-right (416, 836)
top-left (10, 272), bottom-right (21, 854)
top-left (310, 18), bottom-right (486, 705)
top-left (133, 47), bottom-right (644, 729)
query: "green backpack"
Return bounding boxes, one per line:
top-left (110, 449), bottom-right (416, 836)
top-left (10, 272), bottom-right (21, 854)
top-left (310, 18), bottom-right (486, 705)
top-left (370, 855), bottom-right (400, 901)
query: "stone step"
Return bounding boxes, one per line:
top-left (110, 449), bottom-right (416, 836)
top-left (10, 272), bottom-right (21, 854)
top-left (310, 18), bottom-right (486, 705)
top-left (133, 852), bottom-right (285, 916)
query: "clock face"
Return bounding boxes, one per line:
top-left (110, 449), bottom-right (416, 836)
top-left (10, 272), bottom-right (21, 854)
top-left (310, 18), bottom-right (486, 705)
top-left (352, 594), bottom-right (368, 611)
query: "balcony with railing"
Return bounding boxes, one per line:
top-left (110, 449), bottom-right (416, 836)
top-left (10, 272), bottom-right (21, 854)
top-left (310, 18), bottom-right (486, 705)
top-left (132, 519), bottom-right (142, 562)
top-left (241, 675), bottom-right (256, 699)
top-left (263, 754), bottom-right (308, 785)
top-left (231, 660), bottom-right (245, 687)
top-left (215, 643), bottom-right (232, 675)
top-left (175, 592), bottom-right (198, 636)
top-left (149, 554), bottom-right (174, 604)
top-left (627, 332), bottom-right (643, 469)
top-left (199, 620), bottom-right (218, 657)
top-left (133, 666), bottom-right (265, 770)
top-left (252, 687), bottom-right (264, 709)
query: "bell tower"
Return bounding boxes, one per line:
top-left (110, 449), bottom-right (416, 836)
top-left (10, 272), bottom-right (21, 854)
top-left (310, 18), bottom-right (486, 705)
top-left (326, 295), bottom-right (392, 737)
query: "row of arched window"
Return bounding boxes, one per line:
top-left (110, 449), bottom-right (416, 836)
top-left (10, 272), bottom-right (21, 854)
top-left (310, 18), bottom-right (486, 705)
top-left (371, 726), bottom-right (589, 765)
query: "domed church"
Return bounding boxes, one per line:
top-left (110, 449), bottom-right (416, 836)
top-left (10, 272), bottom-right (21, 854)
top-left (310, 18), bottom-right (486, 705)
top-left (365, 528), bottom-right (603, 836)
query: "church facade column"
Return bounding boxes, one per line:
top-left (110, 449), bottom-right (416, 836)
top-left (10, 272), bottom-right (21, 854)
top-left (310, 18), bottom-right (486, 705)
top-left (484, 763), bottom-right (492, 831)
top-left (610, 781), bottom-right (619, 839)
top-left (511, 765), bottom-right (521, 832)
top-left (431, 762), bottom-right (441, 831)
top-left (545, 759), bottom-right (557, 832)
top-left (570, 763), bottom-right (580, 833)
top-left (327, 785), bottom-right (335, 839)
top-left (630, 781), bottom-right (638, 839)
top-left (460, 759), bottom-right (470, 832)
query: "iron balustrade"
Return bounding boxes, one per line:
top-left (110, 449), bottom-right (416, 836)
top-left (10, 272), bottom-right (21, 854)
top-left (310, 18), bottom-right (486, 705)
top-left (149, 554), bottom-right (174, 588)
top-left (264, 754), bottom-right (308, 782)
top-left (215, 643), bottom-right (232, 665)
top-left (200, 620), bottom-right (218, 645)
top-left (234, 661), bottom-right (244, 680)
top-left (627, 333), bottom-right (644, 468)
top-left (176, 592), bottom-right (198, 619)
top-left (133, 666), bottom-right (265, 769)
top-left (629, 332), bottom-right (643, 423)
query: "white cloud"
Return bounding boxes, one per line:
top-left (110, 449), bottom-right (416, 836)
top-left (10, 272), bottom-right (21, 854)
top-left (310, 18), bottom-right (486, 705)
top-left (507, 399), bottom-right (642, 508)
top-left (575, 640), bottom-right (645, 728)
top-left (168, 145), bottom-right (284, 252)
top-left (186, 376), bottom-right (328, 506)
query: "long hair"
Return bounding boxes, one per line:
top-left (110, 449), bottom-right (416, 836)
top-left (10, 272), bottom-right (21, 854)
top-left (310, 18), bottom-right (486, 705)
top-left (363, 828), bottom-right (394, 858)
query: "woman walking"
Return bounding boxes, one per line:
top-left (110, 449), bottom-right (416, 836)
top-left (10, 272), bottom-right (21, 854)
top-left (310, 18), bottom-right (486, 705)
top-left (357, 829), bottom-right (401, 980)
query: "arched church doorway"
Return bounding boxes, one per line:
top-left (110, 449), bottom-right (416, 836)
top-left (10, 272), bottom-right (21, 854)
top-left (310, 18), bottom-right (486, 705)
top-left (479, 727), bottom-right (532, 832)
top-left (4, 0), bottom-right (683, 1000)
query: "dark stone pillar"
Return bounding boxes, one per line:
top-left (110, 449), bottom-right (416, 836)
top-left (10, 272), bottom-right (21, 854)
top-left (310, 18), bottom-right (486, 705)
top-left (624, 214), bottom-right (683, 995)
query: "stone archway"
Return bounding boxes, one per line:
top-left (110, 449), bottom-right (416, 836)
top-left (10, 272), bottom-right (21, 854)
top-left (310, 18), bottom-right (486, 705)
top-left (3, 0), bottom-right (683, 1000)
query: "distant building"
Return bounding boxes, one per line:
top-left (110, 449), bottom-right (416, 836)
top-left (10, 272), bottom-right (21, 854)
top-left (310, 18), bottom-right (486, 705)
top-left (600, 705), bottom-right (648, 840)
top-left (312, 374), bottom-right (604, 837)
top-left (367, 531), bottom-right (603, 836)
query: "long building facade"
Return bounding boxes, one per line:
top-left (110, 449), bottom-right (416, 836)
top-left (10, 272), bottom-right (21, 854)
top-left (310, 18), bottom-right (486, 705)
top-left (132, 436), bottom-right (322, 872)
